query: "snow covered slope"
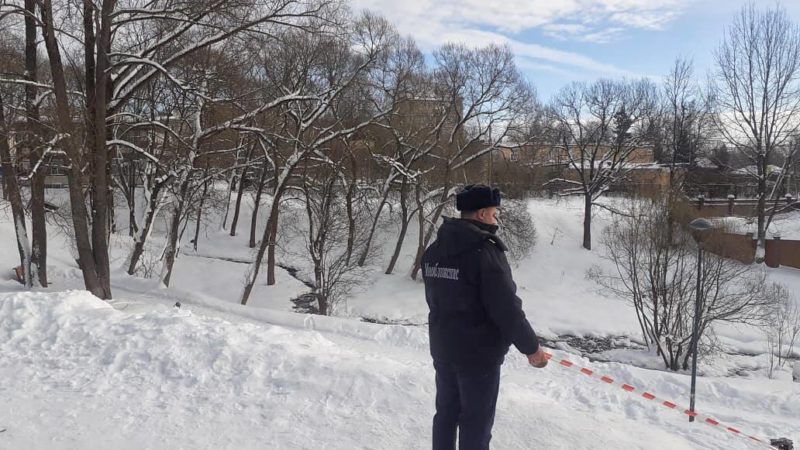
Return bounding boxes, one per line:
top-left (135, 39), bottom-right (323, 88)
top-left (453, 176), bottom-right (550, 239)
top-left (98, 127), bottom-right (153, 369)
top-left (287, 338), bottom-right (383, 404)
top-left (1, 290), bottom-right (797, 450)
top-left (1, 195), bottom-right (798, 449)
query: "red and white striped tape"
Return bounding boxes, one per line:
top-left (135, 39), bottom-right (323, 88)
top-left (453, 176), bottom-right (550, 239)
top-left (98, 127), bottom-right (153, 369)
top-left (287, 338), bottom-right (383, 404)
top-left (542, 351), bottom-right (777, 449)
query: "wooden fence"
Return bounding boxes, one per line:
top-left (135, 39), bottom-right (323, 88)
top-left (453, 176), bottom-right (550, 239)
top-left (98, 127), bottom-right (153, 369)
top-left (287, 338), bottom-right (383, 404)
top-left (706, 232), bottom-right (800, 270)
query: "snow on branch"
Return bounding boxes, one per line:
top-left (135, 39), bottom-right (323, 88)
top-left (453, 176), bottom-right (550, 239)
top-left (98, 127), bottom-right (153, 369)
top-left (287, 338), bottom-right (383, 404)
top-left (20, 133), bottom-right (68, 181)
top-left (107, 139), bottom-right (160, 164)
top-left (592, 202), bottom-right (635, 218)
top-left (542, 178), bottom-right (584, 187)
top-left (198, 91), bottom-right (315, 140)
top-left (111, 3), bottom-right (330, 110)
top-left (108, 55), bottom-right (222, 100)
top-left (0, 78), bottom-right (85, 104)
top-left (372, 154), bottom-right (424, 181)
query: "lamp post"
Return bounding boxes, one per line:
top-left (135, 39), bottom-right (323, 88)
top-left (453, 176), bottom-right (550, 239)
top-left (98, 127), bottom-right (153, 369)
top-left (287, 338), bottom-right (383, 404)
top-left (688, 218), bottom-right (712, 422)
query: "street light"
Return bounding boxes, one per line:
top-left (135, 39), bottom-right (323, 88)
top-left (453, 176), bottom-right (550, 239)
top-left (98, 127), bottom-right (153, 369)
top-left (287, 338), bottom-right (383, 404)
top-left (688, 218), bottom-right (713, 423)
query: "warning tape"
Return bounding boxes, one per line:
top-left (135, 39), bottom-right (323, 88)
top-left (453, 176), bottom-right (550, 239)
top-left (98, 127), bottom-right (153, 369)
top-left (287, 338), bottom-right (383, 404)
top-left (542, 351), bottom-right (777, 449)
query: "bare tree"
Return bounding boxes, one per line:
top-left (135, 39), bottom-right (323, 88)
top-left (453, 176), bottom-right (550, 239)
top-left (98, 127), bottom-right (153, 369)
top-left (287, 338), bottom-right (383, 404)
top-left (0, 81), bottom-right (34, 287)
top-left (22, 0), bottom-right (48, 286)
top-left (229, 141), bottom-right (257, 237)
top-left (646, 59), bottom-right (714, 244)
top-left (240, 12), bottom-right (399, 305)
top-left (0, 30), bottom-right (33, 287)
top-left (121, 68), bottom-right (208, 276)
top-left (356, 43), bottom-right (538, 277)
top-left (293, 160), bottom-right (369, 315)
top-left (590, 196), bottom-right (774, 371)
top-left (547, 79), bottom-right (656, 250)
top-left (761, 283), bottom-right (800, 378)
top-left (661, 58), bottom-right (714, 174)
top-left (408, 43), bottom-right (537, 279)
top-left (0, 11), bottom-right (50, 287)
top-left (355, 35), bottom-right (426, 268)
top-left (248, 139), bottom-right (276, 249)
top-left (712, 4), bottom-right (800, 262)
top-left (0, 0), bottom-right (339, 299)
top-left (155, 42), bottom-right (293, 286)
top-left (123, 110), bottom-right (180, 277)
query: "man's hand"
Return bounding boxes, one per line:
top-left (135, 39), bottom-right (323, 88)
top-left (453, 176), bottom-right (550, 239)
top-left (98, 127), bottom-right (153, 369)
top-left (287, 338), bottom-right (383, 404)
top-left (527, 347), bottom-right (549, 368)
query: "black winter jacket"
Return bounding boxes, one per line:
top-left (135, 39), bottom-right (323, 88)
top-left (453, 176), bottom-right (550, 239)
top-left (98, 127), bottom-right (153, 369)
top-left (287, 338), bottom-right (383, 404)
top-left (422, 217), bottom-right (540, 367)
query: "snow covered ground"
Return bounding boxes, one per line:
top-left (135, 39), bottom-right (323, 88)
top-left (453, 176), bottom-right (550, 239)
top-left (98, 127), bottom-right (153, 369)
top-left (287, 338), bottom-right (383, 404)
top-left (714, 210), bottom-right (800, 240)
top-left (0, 192), bottom-right (798, 449)
top-left (2, 290), bottom-right (798, 450)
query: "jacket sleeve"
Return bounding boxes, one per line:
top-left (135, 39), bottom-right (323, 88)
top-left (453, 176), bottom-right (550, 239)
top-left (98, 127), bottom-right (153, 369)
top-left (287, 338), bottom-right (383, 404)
top-left (479, 246), bottom-right (540, 355)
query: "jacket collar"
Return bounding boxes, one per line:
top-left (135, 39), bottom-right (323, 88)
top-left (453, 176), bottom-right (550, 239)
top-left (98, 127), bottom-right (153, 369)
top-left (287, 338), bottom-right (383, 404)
top-left (462, 218), bottom-right (499, 235)
top-left (438, 217), bottom-right (508, 254)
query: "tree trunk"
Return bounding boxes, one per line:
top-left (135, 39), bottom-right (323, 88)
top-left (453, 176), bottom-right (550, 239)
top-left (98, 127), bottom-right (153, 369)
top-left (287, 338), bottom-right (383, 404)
top-left (305, 180), bottom-right (326, 315)
top-left (242, 151), bottom-right (308, 303)
top-left (755, 160), bottom-right (767, 263)
top-left (30, 165), bottom-right (47, 286)
top-left (344, 153), bottom-right (358, 265)
top-left (230, 178), bottom-right (245, 236)
top-left (385, 177), bottom-right (409, 275)
top-left (241, 184), bottom-right (285, 305)
top-left (345, 178), bottom-right (357, 265)
top-left (127, 176), bottom-right (168, 275)
top-left (266, 205), bottom-right (280, 285)
top-left (583, 192), bottom-right (592, 251)
top-left (220, 172), bottom-right (235, 230)
top-left (0, 94), bottom-right (33, 287)
top-left (41, 0), bottom-right (104, 298)
top-left (231, 143), bottom-right (256, 237)
top-left (87, 0), bottom-right (116, 299)
top-left (249, 163), bottom-right (269, 248)
top-left (127, 161), bottom-right (138, 237)
top-left (25, 0), bottom-right (46, 287)
top-left (358, 176), bottom-right (393, 266)
top-left (193, 174), bottom-right (209, 251)
top-left (161, 207), bottom-right (182, 287)
top-left (161, 177), bottom-right (190, 287)
top-left (412, 182), bottom-right (426, 277)
top-left (221, 142), bottom-right (246, 231)
top-left (107, 165), bottom-right (116, 236)
top-left (411, 180), bottom-right (451, 280)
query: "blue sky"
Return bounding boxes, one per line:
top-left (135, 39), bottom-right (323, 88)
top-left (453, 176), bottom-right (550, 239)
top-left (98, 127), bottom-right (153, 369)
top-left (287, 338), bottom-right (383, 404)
top-left (350, 0), bottom-right (800, 100)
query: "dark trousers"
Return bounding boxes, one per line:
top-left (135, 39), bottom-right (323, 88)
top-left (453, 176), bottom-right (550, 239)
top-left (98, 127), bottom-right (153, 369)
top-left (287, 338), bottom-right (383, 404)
top-left (432, 360), bottom-right (501, 450)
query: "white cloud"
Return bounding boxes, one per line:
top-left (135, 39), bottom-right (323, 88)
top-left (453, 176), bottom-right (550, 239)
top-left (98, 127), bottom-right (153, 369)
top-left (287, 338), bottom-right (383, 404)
top-left (349, 0), bottom-right (688, 80)
top-left (541, 23), bottom-right (590, 37)
top-left (541, 23), bottom-right (627, 43)
top-left (609, 9), bottom-right (680, 29)
top-left (350, 0), bottom-right (687, 35)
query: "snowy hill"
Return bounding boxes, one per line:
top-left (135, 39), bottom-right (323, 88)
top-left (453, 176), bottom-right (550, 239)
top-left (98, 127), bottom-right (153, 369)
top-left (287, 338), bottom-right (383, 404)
top-left (1, 290), bottom-right (797, 450)
top-left (1, 196), bottom-right (798, 449)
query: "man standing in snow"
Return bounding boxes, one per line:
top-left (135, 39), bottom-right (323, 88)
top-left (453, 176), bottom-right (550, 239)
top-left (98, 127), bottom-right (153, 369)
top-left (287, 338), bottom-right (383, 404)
top-left (422, 184), bottom-right (548, 450)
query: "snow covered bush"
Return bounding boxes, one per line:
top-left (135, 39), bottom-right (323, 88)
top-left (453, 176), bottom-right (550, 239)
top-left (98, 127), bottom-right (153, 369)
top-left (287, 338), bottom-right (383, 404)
top-left (498, 198), bottom-right (537, 264)
top-left (590, 196), bottom-right (773, 371)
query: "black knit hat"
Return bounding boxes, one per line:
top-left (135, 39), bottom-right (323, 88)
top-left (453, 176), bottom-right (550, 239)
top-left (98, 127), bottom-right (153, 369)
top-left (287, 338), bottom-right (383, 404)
top-left (456, 184), bottom-right (501, 212)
